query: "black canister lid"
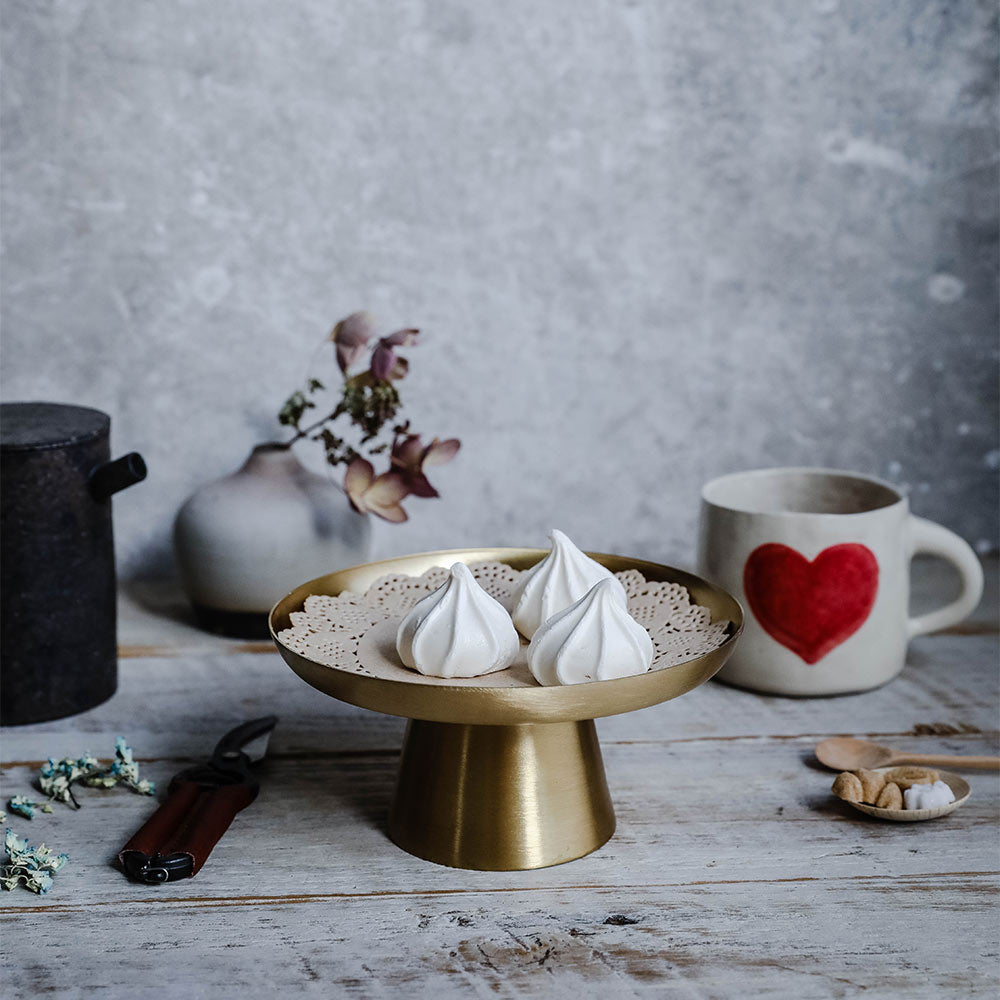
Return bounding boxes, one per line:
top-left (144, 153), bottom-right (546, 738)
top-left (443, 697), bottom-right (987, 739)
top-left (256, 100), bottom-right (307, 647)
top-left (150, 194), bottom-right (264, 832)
top-left (1, 402), bottom-right (110, 452)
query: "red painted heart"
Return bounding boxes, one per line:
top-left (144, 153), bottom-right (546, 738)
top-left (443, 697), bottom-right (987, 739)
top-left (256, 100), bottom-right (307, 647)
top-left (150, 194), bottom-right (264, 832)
top-left (743, 543), bottom-right (879, 664)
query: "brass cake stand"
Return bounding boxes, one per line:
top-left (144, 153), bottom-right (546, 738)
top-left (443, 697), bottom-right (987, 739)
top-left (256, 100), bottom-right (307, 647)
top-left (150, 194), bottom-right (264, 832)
top-left (270, 548), bottom-right (742, 871)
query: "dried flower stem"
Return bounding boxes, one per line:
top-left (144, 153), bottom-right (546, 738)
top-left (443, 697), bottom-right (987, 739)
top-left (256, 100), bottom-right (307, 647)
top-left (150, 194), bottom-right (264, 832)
top-left (276, 313), bottom-right (460, 522)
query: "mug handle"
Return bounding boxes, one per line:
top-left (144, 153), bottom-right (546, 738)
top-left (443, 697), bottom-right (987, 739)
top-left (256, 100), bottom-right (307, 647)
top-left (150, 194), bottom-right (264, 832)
top-left (907, 515), bottom-right (984, 638)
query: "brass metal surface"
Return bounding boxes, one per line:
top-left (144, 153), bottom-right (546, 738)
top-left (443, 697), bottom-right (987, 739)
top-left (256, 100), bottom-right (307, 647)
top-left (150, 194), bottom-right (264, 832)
top-left (389, 719), bottom-right (615, 870)
top-left (269, 547), bottom-right (743, 869)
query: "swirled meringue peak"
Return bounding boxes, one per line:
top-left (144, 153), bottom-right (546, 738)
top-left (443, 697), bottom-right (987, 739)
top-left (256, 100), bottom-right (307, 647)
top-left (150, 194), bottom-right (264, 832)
top-left (396, 562), bottom-right (520, 678)
top-left (511, 529), bottom-right (627, 639)
top-left (528, 579), bottom-right (654, 686)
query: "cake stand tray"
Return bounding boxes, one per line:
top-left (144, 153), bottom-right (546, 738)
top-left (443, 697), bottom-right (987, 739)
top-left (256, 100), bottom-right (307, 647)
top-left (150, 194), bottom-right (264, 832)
top-left (270, 547), bottom-right (743, 871)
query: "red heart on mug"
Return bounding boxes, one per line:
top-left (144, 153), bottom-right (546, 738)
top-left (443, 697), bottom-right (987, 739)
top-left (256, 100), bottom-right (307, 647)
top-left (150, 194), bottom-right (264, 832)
top-left (743, 543), bottom-right (879, 664)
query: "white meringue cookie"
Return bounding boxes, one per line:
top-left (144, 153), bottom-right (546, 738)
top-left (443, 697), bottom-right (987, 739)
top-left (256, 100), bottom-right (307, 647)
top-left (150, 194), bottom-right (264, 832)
top-left (396, 562), bottom-right (520, 678)
top-left (527, 578), bottom-right (653, 686)
top-left (512, 529), bottom-right (627, 639)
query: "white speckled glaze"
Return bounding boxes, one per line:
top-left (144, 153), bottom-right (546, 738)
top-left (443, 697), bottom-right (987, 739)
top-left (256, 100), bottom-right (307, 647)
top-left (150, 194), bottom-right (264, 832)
top-left (698, 468), bottom-right (984, 696)
top-left (174, 444), bottom-right (371, 614)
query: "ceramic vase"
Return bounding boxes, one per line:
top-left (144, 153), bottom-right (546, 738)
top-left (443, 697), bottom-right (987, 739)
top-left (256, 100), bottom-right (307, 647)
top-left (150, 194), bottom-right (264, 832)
top-left (174, 443), bottom-right (372, 637)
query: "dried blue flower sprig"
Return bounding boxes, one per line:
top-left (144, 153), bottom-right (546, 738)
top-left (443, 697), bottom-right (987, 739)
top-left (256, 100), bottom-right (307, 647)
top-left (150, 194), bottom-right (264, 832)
top-left (39, 738), bottom-right (155, 809)
top-left (38, 753), bottom-right (99, 808)
top-left (2, 828), bottom-right (68, 894)
top-left (7, 796), bottom-right (53, 821)
top-left (79, 738), bottom-right (155, 797)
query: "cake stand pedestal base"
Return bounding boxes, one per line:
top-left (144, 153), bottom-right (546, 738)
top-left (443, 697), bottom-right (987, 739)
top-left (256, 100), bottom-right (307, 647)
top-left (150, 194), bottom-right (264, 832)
top-left (388, 718), bottom-right (615, 871)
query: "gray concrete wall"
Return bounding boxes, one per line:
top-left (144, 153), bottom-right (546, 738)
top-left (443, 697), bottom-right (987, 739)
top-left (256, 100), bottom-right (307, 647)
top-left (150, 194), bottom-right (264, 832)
top-left (2, 0), bottom-right (997, 581)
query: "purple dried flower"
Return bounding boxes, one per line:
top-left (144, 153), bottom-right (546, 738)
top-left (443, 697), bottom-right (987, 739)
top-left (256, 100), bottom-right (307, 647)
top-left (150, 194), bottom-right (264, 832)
top-left (391, 435), bottom-right (461, 498)
top-left (370, 329), bottom-right (419, 381)
top-left (330, 312), bottom-right (374, 373)
top-left (344, 458), bottom-right (410, 522)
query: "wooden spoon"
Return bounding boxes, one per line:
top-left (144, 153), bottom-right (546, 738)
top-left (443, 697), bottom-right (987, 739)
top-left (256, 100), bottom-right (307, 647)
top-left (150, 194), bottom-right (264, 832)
top-left (816, 736), bottom-right (1000, 771)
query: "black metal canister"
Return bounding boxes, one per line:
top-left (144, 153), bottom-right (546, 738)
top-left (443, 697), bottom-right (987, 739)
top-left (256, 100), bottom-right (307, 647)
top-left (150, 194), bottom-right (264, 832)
top-left (1, 402), bottom-right (146, 725)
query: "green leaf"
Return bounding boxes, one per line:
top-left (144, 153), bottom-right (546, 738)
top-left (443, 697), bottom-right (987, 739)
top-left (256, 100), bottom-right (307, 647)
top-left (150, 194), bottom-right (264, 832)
top-left (277, 390), bottom-right (310, 429)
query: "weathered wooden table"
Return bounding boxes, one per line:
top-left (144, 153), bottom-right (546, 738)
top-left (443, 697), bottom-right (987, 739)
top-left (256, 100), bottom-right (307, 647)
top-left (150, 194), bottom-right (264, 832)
top-left (2, 559), bottom-right (997, 997)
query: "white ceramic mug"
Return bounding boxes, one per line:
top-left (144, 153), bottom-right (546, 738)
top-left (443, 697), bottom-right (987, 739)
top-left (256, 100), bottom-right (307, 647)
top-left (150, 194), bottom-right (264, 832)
top-left (697, 468), bottom-right (984, 695)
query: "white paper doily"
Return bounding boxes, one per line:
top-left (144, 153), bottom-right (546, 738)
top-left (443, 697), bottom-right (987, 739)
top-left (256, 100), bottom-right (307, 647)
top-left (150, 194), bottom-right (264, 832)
top-left (276, 561), bottom-right (732, 688)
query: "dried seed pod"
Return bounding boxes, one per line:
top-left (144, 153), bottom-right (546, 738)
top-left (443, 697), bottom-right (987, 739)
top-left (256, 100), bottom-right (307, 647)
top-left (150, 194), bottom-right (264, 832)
top-left (856, 769), bottom-right (887, 804)
top-left (831, 772), bottom-right (864, 802)
top-left (876, 782), bottom-right (903, 810)
top-left (884, 766), bottom-right (939, 790)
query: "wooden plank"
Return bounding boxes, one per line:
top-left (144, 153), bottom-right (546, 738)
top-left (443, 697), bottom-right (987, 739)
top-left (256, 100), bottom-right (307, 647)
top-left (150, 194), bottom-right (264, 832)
top-left (617, 628), bottom-right (1000, 745)
top-left (2, 735), bottom-right (997, 912)
top-left (3, 622), bottom-right (997, 765)
top-left (1, 560), bottom-right (995, 997)
top-left (2, 873), bottom-right (997, 997)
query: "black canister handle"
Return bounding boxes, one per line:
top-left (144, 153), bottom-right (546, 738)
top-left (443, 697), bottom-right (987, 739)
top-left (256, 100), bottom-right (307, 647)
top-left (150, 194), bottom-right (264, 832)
top-left (90, 452), bottom-right (147, 500)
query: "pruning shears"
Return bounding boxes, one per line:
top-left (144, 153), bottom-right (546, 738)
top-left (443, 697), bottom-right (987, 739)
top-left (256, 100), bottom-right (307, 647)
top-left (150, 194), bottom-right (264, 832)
top-left (118, 716), bottom-right (277, 884)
